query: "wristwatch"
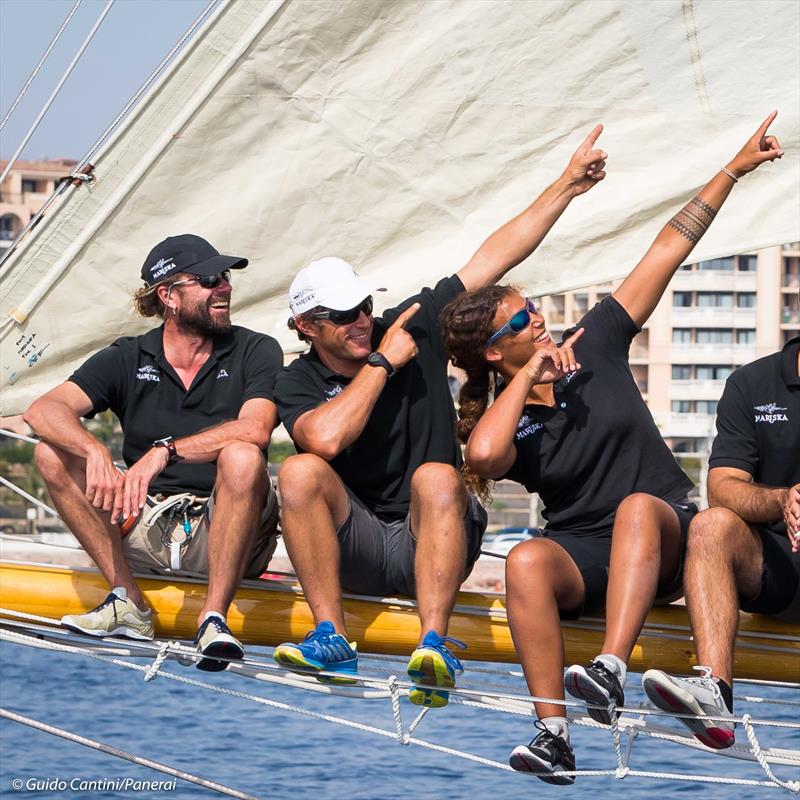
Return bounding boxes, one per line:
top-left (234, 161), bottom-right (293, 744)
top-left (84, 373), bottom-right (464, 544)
top-left (367, 351), bottom-right (395, 377)
top-left (152, 436), bottom-right (184, 465)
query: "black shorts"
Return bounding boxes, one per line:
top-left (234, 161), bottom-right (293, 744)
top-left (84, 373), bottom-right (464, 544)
top-left (336, 487), bottom-right (488, 597)
top-left (740, 525), bottom-right (800, 623)
top-left (543, 498), bottom-right (698, 620)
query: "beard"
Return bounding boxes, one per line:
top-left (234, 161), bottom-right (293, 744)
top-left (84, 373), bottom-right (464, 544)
top-left (176, 300), bottom-right (232, 336)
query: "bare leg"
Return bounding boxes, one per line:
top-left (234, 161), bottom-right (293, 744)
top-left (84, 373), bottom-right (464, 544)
top-left (278, 454), bottom-right (351, 636)
top-left (201, 442), bottom-right (269, 625)
top-left (601, 493), bottom-right (683, 661)
top-left (506, 539), bottom-right (585, 719)
top-left (410, 464), bottom-right (470, 641)
top-left (685, 508), bottom-right (763, 684)
top-left (34, 442), bottom-right (146, 609)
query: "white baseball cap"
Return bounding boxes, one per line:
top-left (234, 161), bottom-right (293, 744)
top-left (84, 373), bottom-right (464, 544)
top-left (289, 257), bottom-right (386, 318)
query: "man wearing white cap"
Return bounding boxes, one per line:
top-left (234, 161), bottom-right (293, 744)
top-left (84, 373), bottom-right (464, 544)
top-left (273, 126), bottom-right (608, 706)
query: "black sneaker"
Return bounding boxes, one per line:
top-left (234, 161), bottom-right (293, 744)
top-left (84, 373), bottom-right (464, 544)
top-left (509, 721), bottom-right (576, 785)
top-left (565, 661), bottom-right (624, 725)
top-left (194, 615), bottom-right (244, 672)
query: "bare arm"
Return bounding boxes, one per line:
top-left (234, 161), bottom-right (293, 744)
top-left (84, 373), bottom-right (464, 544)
top-left (614, 112), bottom-right (783, 327)
top-left (292, 304), bottom-right (421, 460)
top-left (466, 330), bottom-right (583, 478)
top-left (708, 466), bottom-right (788, 524)
top-left (24, 382), bottom-right (121, 513)
top-left (457, 125), bottom-right (607, 291)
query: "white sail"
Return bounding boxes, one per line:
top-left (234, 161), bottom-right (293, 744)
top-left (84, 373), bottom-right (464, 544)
top-left (1, 0), bottom-right (798, 414)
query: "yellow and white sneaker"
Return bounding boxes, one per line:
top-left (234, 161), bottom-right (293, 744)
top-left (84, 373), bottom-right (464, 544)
top-left (61, 588), bottom-right (154, 641)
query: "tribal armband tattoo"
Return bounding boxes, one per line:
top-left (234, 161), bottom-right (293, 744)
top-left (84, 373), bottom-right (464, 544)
top-left (667, 196), bottom-right (717, 244)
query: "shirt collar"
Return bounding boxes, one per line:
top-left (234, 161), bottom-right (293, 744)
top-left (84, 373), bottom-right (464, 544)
top-left (780, 334), bottom-right (800, 387)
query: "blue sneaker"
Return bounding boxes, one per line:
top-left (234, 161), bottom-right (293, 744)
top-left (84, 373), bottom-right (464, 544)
top-left (273, 621), bottom-right (358, 683)
top-left (406, 631), bottom-right (466, 708)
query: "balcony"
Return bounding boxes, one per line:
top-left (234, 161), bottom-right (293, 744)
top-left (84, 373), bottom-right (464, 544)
top-left (670, 379), bottom-right (726, 400)
top-left (782, 309), bottom-right (800, 325)
top-left (671, 306), bottom-right (756, 328)
top-left (671, 270), bottom-right (757, 291)
top-left (670, 343), bottom-right (757, 364)
top-left (654, 412), bottom-right (716, 439)
top-left (782, 274), bottom-right (800, 288)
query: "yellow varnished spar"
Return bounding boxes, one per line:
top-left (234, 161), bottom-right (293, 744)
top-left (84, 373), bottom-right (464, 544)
top-left (1, 560), bottom-right (797, 682)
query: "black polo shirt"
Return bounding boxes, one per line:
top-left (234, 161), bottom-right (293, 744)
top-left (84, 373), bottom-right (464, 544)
top-left (276, 275), bottom-right (464, 518)
top-left (503, 297), bottom-right (694, 534)
top-left (69, 324), bottom-right (283, 496)
top-left (709, 334), bottom-right (800, 536)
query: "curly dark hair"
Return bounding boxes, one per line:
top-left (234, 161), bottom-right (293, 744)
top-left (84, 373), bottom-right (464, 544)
top-left (440, 284), bottom-right (518, 501)
top-left (132, 277), bottom-right (182, 319)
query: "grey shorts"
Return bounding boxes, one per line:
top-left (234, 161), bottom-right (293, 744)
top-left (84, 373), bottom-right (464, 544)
top-left (740, 525), bottom-right (800, 623)
top-left (337, 488), bottom-right (488, 597)
top-left (122, 481), bottom-right (279, 579)
top-left (545, 498), bottom-right (697, 619)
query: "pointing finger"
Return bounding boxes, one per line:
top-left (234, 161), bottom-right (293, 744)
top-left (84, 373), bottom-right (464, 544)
top-left (562, 327), bottom-right (585, 347)
top-left (580, 123), bottom-right (604, 151)
top-left (393, 302), bottom-right (421, 330)
top-left (755, 110), bottom-right (778, 140)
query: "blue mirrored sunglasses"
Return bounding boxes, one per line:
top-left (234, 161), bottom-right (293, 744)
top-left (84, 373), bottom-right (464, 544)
top-left (485, 298), bottom-right (538, 348)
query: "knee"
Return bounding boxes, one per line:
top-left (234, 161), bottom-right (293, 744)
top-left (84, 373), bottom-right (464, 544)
top-left (216, 442), bottom-right (266, 491)
top-left (505, 539), bottom-right (555, 584)
top-left (410, 463), bottom-right (466, 512)
top-left (33, 441), bottom-right (74, 487)
top-left (687, 507), bottom-right (742, 554)
top-left (277, 453), bottom-right (335, 508)
top-left (616, 492), bottom-right (662, 523)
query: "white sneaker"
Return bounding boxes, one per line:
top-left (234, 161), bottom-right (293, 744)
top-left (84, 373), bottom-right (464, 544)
top-left (194, 614), bottom-right (244, 672)
top-left (642, 667), bottom-right (735, 749)
top-left (61, 591), bottom-right (154, 641)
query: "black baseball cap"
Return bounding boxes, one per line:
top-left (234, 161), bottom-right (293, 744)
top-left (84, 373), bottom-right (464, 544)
top-left (141, 234), bottom-right (248, 287)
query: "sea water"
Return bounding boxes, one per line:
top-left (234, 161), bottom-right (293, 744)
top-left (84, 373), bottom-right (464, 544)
top-left (0, 641), bottom-right (797, 799)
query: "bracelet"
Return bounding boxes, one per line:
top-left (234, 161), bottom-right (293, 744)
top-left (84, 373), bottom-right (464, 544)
top-left (720, 166), bottom-right (738, 183)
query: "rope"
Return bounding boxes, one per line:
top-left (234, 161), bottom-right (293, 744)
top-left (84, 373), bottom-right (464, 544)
top-left (0, 475), bottom-right (57, 516)
top-left (742, 713), bottom-right (800, 794)
top-left (0, 1), bottom-right (82, 132)
top-left (143, 640), bottom-right (172, 681)
top-left (0, 1), bottom-right (115, 188)
top-left (0, 708), bottom-right (263, 800)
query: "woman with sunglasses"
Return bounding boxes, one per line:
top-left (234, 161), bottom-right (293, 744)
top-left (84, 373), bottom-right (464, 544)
top-left (439, 113), bottom-right (782, 783)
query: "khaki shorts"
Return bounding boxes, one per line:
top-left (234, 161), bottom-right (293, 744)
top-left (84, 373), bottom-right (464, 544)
top-left (122, 480), bottom-right (279, 579)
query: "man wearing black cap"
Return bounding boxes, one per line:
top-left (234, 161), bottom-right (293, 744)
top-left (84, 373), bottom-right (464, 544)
top-left (24, 234), bottom-right (283, 670)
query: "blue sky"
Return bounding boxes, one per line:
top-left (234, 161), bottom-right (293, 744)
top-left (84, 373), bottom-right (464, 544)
top-left (0, 0), bottom-right (208, 161)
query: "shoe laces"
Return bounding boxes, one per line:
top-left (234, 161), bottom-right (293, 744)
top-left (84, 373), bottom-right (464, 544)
top-left (686, 665), bottom-right (721, 698)
top-left (588, 660), bottom-right (618, 684)
top-left (531, 720), bottom-right (571, 758)
top-left (423, 632), bottom-right (467, 670)
top-left (203, 615), bottom-right (229, 635)
top-left (303, 622), bottom-right (342, 646)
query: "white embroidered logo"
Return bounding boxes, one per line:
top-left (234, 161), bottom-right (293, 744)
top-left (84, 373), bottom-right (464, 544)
top-left (515, 413), bottom-right (543, 440)
top-left (753, 402), bottom-right (788, 423)
top-left (149, 257), bottom-right (175, 280)
top-left (216, 368), bottom-right (229, 380)
top-left (324, 385), bottom-right (344, 401)
top-left (136, 365), bottom-right (160, 382)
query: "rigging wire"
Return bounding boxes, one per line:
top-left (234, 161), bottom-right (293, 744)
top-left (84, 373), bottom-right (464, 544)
top-left (0, 1), bottom-right (82, 132)
top-left (0, 0), bottom-right (115, 188)
top-left (0, 0), bottom-right (221, 275)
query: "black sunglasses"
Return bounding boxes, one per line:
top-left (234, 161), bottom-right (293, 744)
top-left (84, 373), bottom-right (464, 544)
top-left (310, 296), bottom-right (373, 326)
top-left (485, 298), bottom-right (538, 347)
top-left (171, 270), bottom-right (232, 289)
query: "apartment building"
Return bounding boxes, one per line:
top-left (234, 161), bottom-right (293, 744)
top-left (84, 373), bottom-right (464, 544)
top-left (0, 158), bottom-right (77, 248)
top-left (539, 243), bottom-right (800, 458)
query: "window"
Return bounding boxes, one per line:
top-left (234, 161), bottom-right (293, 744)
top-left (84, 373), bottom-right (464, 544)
top-left (737, 329), bottom-right (756, 344)
top-left (696, 400), bottom-right (718, 415)
top-left (697, 257), bottom-right (734, 271)
top-left (21, 179), bottom-right (37, 194)
top-left (738, 255), bottom-right (757, 271)
top-left (696, 365), bottom-right (733, 381)
top-left (672, 328), bottom-right (692, 344)
top-left (696, 329), bottom-right (732, 344)
top-left (736, 293), bottom-right (756, 308)
top-left (673, 292), bottom-right (692, 307)
top-left (672, 365), bottom-right (691, 380)
top-left (672, 401), bottom-right (691, 413)
top-left (697, 292), bottom-right (733, 308)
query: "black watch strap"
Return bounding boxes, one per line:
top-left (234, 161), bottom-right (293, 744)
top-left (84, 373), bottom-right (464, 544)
top-left (367, 351), bottom-right (395, 377)
top-left (153, 436), bottom-right (183, 465)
